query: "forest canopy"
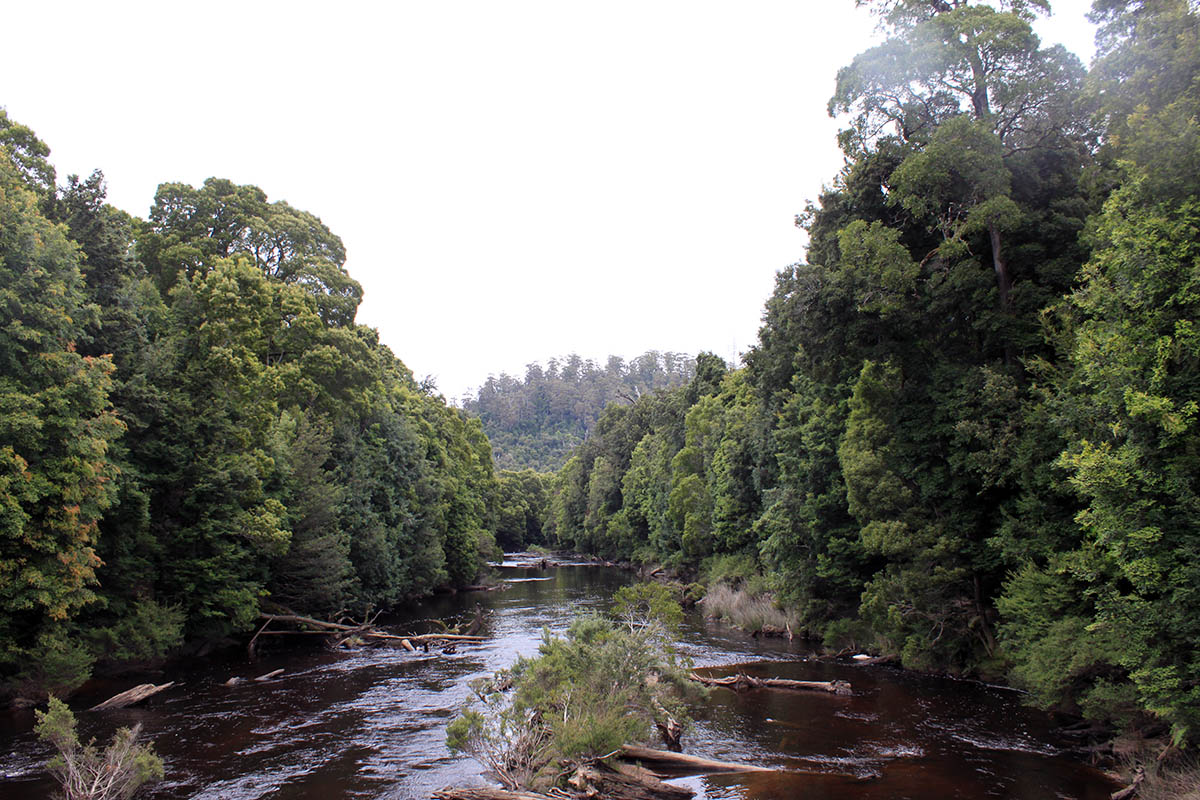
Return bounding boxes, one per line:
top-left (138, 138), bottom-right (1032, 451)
top-left (0, 113), bottom-right (500, 700)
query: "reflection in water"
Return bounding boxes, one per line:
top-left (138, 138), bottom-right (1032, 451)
top-left (0, 560), bottom-right (1115, 799)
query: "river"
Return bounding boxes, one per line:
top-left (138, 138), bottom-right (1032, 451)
top-left (1, 557), bottom-right (1117, 799)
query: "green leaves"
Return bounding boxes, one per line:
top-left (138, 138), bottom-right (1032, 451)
top-left (0, 157), bottom-right (122, 692)
top-left (449, 613), bottom-right (697, 790)
top-left (141, 178), bottom-right (362, 325)
top-left (837, 221), bottom-right (919, 315)
top-left (35, 696), bottom-right (164, 799)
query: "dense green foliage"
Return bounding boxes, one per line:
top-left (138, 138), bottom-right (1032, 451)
top-left (462, 351), bottom-right (696, 472)
top-left (492, 469), bottom-right (553, 552)
top-left (542, 0), bottom-right (1200, 744)
top-left (0, 121), bottom-right (500, 699)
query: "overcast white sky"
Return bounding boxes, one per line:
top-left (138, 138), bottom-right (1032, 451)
top-left (2, 1), bottom-right (1097, 403)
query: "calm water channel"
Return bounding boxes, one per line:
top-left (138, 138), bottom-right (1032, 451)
top-left (1, 557), bottom-right (1117, 799)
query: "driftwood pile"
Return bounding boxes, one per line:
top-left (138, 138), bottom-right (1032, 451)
top-left (249, 612), bottom-right (486, 656)
top-left (89, 610), bottom-right (491, 710)
top-left (432, 745), bottom-right (778, 800)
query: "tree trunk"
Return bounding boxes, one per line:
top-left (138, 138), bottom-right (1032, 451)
top-left (988, 224), bottom-right (1012, 310)
top-left (689, 672), bottom-right (852, 696)
top-left (432, 789), bottom-right (553, 800)
top-left (619, 745), bottom-right (774, 777)
top-left (89, 682), bottom-right (174, 711)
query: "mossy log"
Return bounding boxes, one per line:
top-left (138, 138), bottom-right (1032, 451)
top-left (689, 672), bottom-right (852, 696)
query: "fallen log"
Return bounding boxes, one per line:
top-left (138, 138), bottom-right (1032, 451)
top-left (258, 613), bottom-right (356, 631)
top-left (619, 745), bottom-right (774, 777)
top-left (750, 624), bottom-right (794, 640)
top-left (432, 789), bottom-right (552, 800)
top-left (386, 632), bottom-right (485, 643)
top-left (90, 682), bottom-right (175, 711)
top-left (689, 672), bottom-right (852, 696)
top-left (254, 669), bottom-right (285, 681)
top-left (254, 613), bottom-right (484, 645)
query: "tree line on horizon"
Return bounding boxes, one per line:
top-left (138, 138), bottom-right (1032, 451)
top-left (539, 0), bottom-right (1200, 745)
top-left (0, 117), bottom-right (501, 701)
top-left (462, 352), bottom-right (698, 473)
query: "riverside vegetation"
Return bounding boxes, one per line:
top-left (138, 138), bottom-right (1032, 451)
top-left (529, 0), bottom-right (1200, 766)
top-left (33, 698), bottom-right (163, 800)
top-left (445, 583), bottom-right (701, 796)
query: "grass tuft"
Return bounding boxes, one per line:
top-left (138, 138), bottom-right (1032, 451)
top-left (699, 583), bottom-right (798, 633)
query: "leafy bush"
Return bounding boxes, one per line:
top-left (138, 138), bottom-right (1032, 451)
top-left (12, 629), bottom-right (95, 701)
top-left (612, 582), bottom-right (683, 631)
top-left (35, 696), bottom-right (163, 799)
top-left (91, 600), bottom-right (185, 666)
top-left (822, 617), bottom-right (873, 653)
top-left (447, 613), bottom-right (698, 790)
top-left (700, 553), bottom-right (759, 588)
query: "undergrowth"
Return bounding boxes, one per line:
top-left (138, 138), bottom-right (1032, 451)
top-left (699, 583), bottom-right (798, 633)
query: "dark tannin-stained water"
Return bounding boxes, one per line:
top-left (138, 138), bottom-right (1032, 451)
top-left (1, 558), bottom-right (1117, 799)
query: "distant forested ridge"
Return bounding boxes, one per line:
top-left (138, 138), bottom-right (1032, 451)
top-left (462, 352), bottom-right (697, 472)
top-left (0, 114), bottom-right (499, 701)
top-left (541, 0), bottom-right (1200, 746)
